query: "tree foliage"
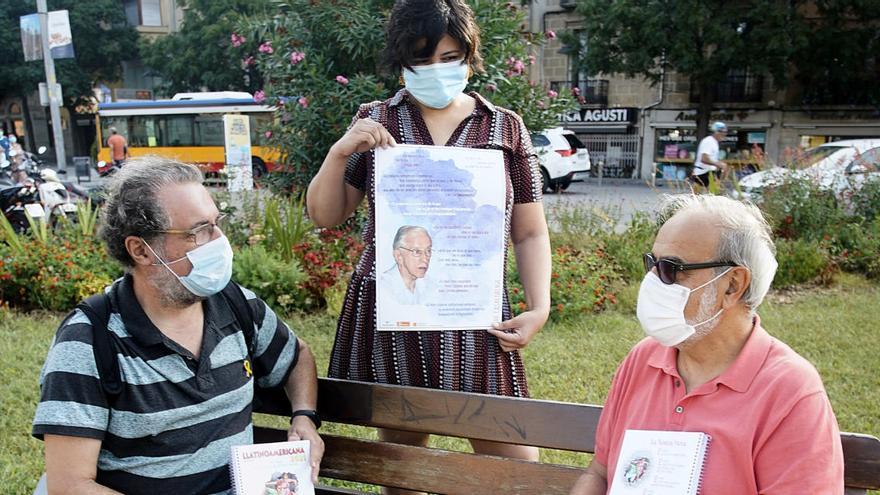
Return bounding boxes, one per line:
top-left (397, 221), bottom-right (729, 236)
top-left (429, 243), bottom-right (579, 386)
top-left (0, 0), bottom-right (138, 109)
top-left (238, 0), bottom-right (575, 192)
top-left (573, 0), bottom-right (804, 138)
top-left (140, 0), bottom-right (272, 96)
top-left (791, 0), bottom-right (880, 106)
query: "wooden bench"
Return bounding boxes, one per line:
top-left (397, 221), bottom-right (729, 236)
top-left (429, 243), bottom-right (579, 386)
top-left (254, 377), bottom-right (880, 495)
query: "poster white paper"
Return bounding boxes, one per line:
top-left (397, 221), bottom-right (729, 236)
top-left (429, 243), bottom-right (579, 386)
top-left (223, 114), bottom-right (253, 192)
top-left (375, 144), bottom-right (506, 331)
top-left (20, 11), bottom-right (75, 62)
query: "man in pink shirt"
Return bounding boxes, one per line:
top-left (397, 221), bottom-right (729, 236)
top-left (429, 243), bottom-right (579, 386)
top-left (571, 195), bottom-right (844, 494)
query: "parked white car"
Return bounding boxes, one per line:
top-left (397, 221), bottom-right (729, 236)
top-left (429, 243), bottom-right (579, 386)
top-left (531, 127), bottom-right (591, 193)
top-left (735, 139), bottom-right (880, 202)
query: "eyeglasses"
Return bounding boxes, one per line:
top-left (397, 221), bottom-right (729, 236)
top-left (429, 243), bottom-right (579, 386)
top-left (398, 246), bottom-right (433, 258)
top-left (158, 214), bottom-right (228, 246)
top-left (643, 253), bottom-right (737, 285)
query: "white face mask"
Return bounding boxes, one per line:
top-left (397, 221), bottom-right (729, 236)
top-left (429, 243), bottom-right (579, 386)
top-left (402, 59), bottom-right (469, 109)
top-left (143, 235), bottom-right (234, 298)
top-left (636, 268), bottom-right (732, 347)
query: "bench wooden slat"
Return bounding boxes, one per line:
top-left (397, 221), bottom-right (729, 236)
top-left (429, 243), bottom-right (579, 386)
top-left (255, 378), bottom-right (880, 492)
top-left (315, 487), bottom-right (369, 495)
top-left (256, 426), bottom-right (581, 494)
top-left (842, 432), bottom-right (880, 490)
top-left (255, 378), bottom-right (604, 452)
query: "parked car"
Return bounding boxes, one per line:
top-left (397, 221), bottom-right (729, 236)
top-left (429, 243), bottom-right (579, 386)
top-left (531, 127), bottom-right (591, 193)
top-left (735, 139), bottom-right (880, 202)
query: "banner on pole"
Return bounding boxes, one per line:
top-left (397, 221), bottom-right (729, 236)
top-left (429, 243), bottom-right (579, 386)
top-left (20, 10), bottom-right (75, 62)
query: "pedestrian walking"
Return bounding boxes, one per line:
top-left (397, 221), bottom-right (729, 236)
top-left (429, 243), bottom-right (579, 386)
top-left (106, 127), bottom-right (128, 167)
top-left (690, 121), bottom-right (729, 188)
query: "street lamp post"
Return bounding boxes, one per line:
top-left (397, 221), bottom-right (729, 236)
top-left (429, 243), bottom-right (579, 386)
top-left (37, 0), bottom-right (66, 170)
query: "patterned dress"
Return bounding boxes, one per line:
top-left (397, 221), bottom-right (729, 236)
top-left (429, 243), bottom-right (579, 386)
top-left (328, 89), bottom-right (543, 397)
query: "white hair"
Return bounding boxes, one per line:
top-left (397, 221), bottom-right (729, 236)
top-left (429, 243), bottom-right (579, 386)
top-left (659, 194), bottom-right (778, 312)
top-left (392, 225), bottom-right (430, 249)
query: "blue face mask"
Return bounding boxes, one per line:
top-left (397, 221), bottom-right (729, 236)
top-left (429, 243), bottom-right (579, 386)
top-left (402, 59), bottom-right (469, 109)
top-left (144, 235), bottom-right (234, 297)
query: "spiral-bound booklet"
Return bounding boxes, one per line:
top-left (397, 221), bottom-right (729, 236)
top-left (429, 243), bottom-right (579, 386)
top-left (229, 440), bottom-right (315, 495)
top-left (609, 429), bottom-right (711, 495)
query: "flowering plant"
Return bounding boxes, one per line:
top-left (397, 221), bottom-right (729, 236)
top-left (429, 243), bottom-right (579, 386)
top-left (507, 245), bottom-right (618, 321)
top-left (237, 0), bottom-right (576, 191)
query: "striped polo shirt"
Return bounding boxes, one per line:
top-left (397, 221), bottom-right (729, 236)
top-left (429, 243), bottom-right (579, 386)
top-left (32, 273), bottom-right (299, 494)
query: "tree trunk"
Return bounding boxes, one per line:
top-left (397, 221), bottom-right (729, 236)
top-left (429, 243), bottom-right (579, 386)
top-left (695, 78), bottom-right (714, 142)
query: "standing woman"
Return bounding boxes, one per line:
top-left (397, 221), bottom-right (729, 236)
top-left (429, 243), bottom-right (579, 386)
top-left (307, 0), bottom-right (551, 486)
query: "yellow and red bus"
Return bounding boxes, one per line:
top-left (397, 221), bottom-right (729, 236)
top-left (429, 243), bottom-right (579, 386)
top-left (96, 92), bottom-right (281, 178)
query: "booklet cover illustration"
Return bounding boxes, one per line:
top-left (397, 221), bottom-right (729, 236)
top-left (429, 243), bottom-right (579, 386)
top-left (229, 440), bottom-right (315, 495)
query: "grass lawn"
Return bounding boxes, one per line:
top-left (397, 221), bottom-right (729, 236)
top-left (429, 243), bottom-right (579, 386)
top-left (1, 273), bottom-right (878, 494)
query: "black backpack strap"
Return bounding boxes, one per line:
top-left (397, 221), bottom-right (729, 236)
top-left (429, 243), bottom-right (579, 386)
top-left (76, 293), bottom-right (121, 397)
top-left (220, 281), bottom-right (256, 357)
top-left (220, 282), bottom-right (292, 415)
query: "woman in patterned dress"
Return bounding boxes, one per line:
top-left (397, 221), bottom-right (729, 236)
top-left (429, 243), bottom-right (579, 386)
top-left (306, 0), bottom-right (551, 485)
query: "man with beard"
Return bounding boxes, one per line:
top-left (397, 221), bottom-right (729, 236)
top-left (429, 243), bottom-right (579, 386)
top-left (381, 225), bottom-right (436, 305)
top-left (32, 157), bottom-right (323, 494)
top-left (570, 195), bottom-right (844, 495)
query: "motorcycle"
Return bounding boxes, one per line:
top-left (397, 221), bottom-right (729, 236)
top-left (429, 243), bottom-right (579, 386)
top-left (0, 156), bottom-right (13, 188)
top-left (37, 169), bottom-right (81, 225)
top-left (1, 183), bottom-right (43, 233)
top-left (96, 160), bottom-right (120, 177)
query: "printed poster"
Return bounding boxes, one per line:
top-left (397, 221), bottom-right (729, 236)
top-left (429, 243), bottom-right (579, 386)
top-left (20, 11), bottom-right (75, 62)
top-left (375, 144), bottom-right (506, 331)
top-left (223, 114), bottom-right (253, 192)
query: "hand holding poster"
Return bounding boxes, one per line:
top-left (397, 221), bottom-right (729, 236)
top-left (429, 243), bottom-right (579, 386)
top-left (375, 144), bottom-right (506, 331)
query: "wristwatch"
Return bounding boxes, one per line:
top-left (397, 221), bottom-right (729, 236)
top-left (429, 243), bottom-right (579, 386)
top-left (291, 409), bottom-right (321, 429)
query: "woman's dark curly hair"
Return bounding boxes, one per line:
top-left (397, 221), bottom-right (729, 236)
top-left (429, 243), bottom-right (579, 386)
top-left (384, 0), bottom-right (483, 73)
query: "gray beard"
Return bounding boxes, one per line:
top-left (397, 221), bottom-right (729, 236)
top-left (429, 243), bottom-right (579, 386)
top-left (679, 284), bottom-right (721, 348)
top-left (149, 264), bottom-right (204, 308)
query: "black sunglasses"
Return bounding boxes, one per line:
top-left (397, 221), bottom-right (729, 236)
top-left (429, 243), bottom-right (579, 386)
top-left (644, 253), bottom-right (738, 285)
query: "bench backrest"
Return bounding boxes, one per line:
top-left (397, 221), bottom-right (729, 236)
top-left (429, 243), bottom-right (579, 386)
top-left (254, 378), bottom-right (880, 494)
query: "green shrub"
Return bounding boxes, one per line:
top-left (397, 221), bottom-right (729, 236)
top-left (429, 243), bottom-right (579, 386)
top-left (850, 177), bottom-right (880, 223)
top-left (601, 213), bottom-right (658, 283)
top-left (292, 223), bottom-right (364, 310)
top-left (834, 219), bottom-right (880, 279)
top-left (773, 238), bottom-right (834, 288)
top-left (761, 176), bottom-right (844, 242)
top-left (214, 190), bottom-right (267, 249)
top-left (0, 235), bottom-right (122, 311)
top-left (240, 0), bottom-right (575, 191)
top-left (232, 244), bottom-right (308, 313)
top-left (507, 245), bottom-right (618, 321)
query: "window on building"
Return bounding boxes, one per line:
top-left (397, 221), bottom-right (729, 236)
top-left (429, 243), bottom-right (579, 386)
top-left (123, 0), bottom-right (163, 27)
top-left (690, 69), bottom-right (763, 103)
top-left (566, 30), bottom-right (589, 88)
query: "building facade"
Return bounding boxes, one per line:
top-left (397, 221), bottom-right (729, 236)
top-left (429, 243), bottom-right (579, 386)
top-left (529, 0), bottom-right (880, 180)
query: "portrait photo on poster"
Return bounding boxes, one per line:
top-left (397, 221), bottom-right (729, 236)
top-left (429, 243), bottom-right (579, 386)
top-left (375, 145), bottom-right (505, 331)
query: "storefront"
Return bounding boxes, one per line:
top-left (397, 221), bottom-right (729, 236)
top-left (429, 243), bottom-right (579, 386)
top-left (640, 107), bottom-right (879, 181)
top-left (641, 108), bottom-right (774, 181)
top-left (561, 107), bottom-right (640, 178)
top-left (778, 108), bottom-right (880, 151)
